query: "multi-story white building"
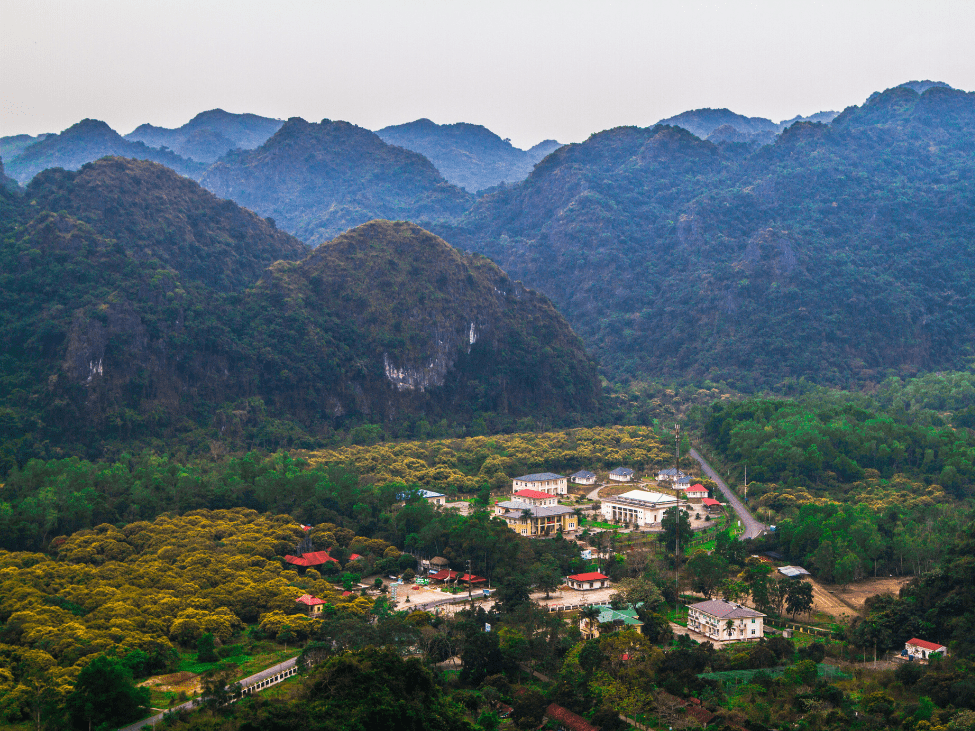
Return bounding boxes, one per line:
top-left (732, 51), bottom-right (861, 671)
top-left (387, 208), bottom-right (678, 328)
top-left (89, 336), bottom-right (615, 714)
top-left (512, 472), bottom-right (568, 495)
top-left (686, 599), bottom-right (765, 643)
top-left (600, 489), bottom-right (689, 527)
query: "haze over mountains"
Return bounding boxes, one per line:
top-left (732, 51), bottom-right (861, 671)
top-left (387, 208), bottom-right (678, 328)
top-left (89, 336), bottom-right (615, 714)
top-left (377, 119), bottom-right (560, 192)
top-left (3, 80), bottom-right (974, 402)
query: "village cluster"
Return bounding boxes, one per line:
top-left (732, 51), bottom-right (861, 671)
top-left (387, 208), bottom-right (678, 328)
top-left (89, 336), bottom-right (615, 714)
top-left (282, 467), bottom-right (949, 662)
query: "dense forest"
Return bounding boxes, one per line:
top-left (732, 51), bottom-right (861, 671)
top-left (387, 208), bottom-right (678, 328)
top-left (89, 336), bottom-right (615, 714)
top-left (439, 84), bottom-right (975, 389)
top-left (0, 162), bottom-right (599, 467)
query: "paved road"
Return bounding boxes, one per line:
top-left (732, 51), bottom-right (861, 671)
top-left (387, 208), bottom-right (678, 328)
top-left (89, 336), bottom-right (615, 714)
top-left (586, 483), bottom-right (606, 500)
top-left (689, 448), bottom-right (766, 540)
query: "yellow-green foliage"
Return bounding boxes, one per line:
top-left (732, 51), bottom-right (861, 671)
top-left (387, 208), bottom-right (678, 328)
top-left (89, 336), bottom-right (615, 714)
top-left (305, 426), bottom-right (669, 492)
top-left (756, 474), bottom-right (950, 517)
top-left (0, 509), bottom-right (381, 684)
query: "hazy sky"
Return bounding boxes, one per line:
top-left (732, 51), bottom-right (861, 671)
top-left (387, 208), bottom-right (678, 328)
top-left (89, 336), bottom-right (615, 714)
top-left (3, 0), bottom-right (974, 149)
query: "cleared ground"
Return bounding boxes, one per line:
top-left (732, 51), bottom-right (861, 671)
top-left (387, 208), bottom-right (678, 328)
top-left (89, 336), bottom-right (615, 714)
top-left (806, 575), bottom-right (911, 619)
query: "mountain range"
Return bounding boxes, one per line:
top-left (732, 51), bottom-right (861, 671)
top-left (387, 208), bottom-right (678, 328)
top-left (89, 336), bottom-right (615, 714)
top-left (4, 81), bottom-right (974, 397)
top-left (0, 159), bottom-right (598, 464)
top-left (438, 83), bottom-right (975, 389)
top-left (124, 108), bottom-right (285, 163)
top-left (377, 118), bottom-right (560, 192)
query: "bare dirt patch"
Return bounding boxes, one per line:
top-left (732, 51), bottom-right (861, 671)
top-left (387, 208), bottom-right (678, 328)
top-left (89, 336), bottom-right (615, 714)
top-left (139, 670), bottom-right (202, 696)
top-left (806, 576), bottom-right (911, 619)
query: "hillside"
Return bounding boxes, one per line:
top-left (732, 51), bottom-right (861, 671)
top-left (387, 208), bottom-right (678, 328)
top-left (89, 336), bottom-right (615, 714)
top-left (201, 118), bottom-right (474, 244)
top-left (125, 109), bottom-right (284, 162)
top-left (377, 118), bottom-right (561, 192)
top-left (0, 172), bottom-right (598, 463)
top-left (4, 119), bottom-right (204, 184)
top-left (437, 84), bottom-right (975, 389)
top-left (0, 132), bottom-right (54, 161)
top-left (25, 157), bottom-right (308, 292)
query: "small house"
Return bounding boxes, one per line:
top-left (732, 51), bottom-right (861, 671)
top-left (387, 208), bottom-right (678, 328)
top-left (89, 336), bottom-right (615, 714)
top-left (579, 604), bottom-right (644, 639)
top-left (571, 470), bottom-right (597, 485)
top-left (609, 467), bottom-right (635, 482)
top-left (397, 488), bottom-right (446, 505)
top-left (686, 483), bottom-right (709, 499)
top-left (656, 468), bottom-right (688, 483)
top-left (565, 571), bottom-right (610, 591)
top-left (296, 594), bottom-right (328, 616)
top-left (702, 497), bottom-right (722, 511)
top-left (778, 566), bottom-right (811, 579)
top-left (904, 638), bottom-right (949, 662)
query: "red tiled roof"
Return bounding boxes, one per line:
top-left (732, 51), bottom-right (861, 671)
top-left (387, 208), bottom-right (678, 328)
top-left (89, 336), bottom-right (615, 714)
top-left (513, 489), bottom-right (553, 500)
top-left (567, 572), bottom-right (609, 581)
top-left (341, 591), bottom-right (353, 597)
top-left (908, 638), bottom-right (948, 652)
top-left (296, 594), bottom-right (327, 606)
top-left (544, 704), bottom-right (598, 731)
top-left (429, 569), bottom-right (459, 581)
top-left (284, 550), bottom-right (338, 567)
top-left (348, 553), bottom-right (363, 561)
top-left (691, 483), bottom-right (704, 489)
top-left (702, 497), bottom-right (721, 506)
top-left (458, 574), bottom-right (487, 583)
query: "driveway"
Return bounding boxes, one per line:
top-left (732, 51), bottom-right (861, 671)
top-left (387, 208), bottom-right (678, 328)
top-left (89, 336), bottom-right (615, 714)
top-left (689, 448), bottom-right (766, 540)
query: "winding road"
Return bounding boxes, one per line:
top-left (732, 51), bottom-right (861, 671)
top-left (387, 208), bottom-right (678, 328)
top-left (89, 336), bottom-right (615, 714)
top-left (689, 448), bottom-right (766, 540)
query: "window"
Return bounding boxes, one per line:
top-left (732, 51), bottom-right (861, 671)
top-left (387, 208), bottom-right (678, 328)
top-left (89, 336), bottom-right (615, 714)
top-left (751, 619), bottom-right (755, 623)
top-left (751, 630), bottom-right (756, 635)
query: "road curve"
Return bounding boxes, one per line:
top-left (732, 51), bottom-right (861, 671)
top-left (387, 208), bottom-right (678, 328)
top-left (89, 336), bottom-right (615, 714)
top-left (689, 448), bottom-right (766, 540)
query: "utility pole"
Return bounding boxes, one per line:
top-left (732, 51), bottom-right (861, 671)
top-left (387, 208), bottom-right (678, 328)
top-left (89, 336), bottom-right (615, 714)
top-left (467, 559), bottom-right (473, 609)
top-left (744, 464), bottom-right (747, 502)
top-left (674, 423), bottom-right (682, 619)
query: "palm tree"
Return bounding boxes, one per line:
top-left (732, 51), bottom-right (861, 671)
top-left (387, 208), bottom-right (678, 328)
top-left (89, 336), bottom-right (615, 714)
top-left (580, 606), bottom-right (601, 639)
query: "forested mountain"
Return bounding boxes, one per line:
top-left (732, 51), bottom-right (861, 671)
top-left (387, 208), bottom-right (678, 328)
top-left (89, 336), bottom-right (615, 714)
top-left (4, 119), bottom-right (204, 184)
top-left (656, 107), bottom-right (780, 142)
top-left (125, 109), bottom-right (284, 163)
top-left (25, 158), bottom-right (308, 292)
top-left (377, 118), bottom-right (561, 192)
top-left (0, 166), bottom-right (598, 466)
top-left (437, 84), bottom-right (975, 390)
top-left (200, 118), bottom-right (474, 244)
top-left (657, 108), bottom-right (839, 143)
top-left (0, 132), bottom-right (54, 161)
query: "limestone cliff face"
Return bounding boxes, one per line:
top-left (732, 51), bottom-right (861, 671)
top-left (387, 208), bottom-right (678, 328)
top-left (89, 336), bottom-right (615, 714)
top-left (1, 183), bottom-right (600, 454)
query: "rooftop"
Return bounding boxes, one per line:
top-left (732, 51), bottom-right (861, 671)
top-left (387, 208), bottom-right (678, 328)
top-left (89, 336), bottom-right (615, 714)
top-left (513, 489), bottom-right (555, 500)
top-left (907, 638), bottom-right (948, 652)
top-left (498, 504), bottom-right (575, 519)
top-left (702, 497), bottom-right (721, 507)
top-left (296, 594), bottom-right (327, 606)
top-left (610, 467), bottom-right (635, 475)
top-left (571, 470), bottom-right (596, 478)
top-left (687, 599), bottom-right (765, 619)
top-left (284, 551), bottom-right (338, 567)
top-left (778, 566), bottom-right (811, 578)
top-left (567, 572), bottom-right (609, 581)
top-left (514, 472), bottom-right (565, 481)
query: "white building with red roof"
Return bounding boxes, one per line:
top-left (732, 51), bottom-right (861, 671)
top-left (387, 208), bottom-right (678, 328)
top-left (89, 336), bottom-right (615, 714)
top-left (702, 497), bottom-right (722, 510)
top-left (904, 638), bottom-right (949, 662)
top-left (678, 483), bottom-right (709, 500)
top-left (565, 571), bottom-right (610, 591)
